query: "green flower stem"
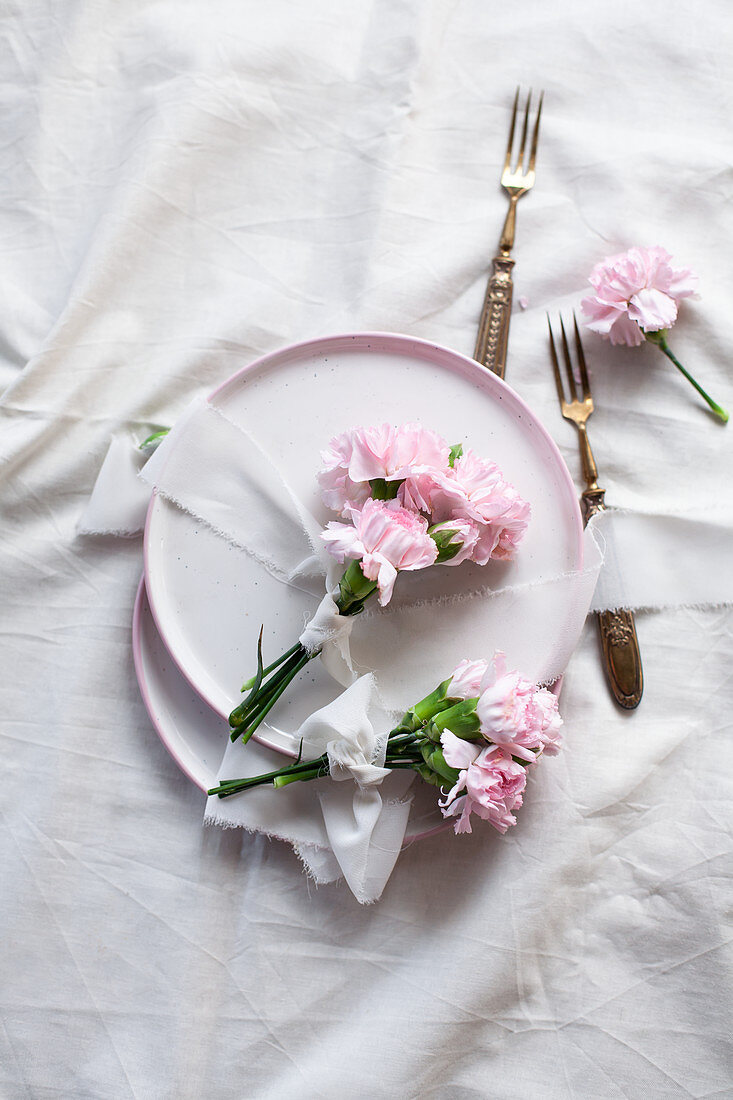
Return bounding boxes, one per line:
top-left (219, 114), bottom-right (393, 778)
top-left (210, 732), bottom-right (427, 800)
top-left (209, 756), bottom-right (330, 798)
top-left (385, 733), bottom-right (421, 754)
top-left (235, 651), bottom-right (313, 744)
top-left (241, 642), bottom-right (303, 691)
top-left (273, 764), bottom-right (328, 787)
top-left (419, 742), bottom-right (461, 784)
top-left (231, 564), bottom-right (378, 741)
top-left (138, 428), bottom-right (170, 450)
top-left (229, 647), bottom-right (309, 732)
top-left (646, 331), bottom-right (728, 423)
top-left (404, 677), bottom-right (455, 725)
top-left (427, 699), bottom-right (481, 739)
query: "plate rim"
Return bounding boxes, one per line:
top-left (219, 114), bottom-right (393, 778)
top-left (132, 576), bottom-right (217, 791)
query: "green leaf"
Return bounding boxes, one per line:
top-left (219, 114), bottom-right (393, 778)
top-left (138, 428), bottom-right (170, 451)
top-left (229, 627), bottom-right (264, 728)
top-left (448, 443), bottom-right (463, 468)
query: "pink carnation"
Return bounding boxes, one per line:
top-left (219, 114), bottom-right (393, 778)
top-left (475, 652), bottom-right (562, 762)
top-left (581, 245), bottom-right (698, 347)
top-left (414, 449), bottom-right (530, 564)
top-left (319, 423), bottom-right (450, 516)
top-left (447, 658), bottom-right (489, 700)
top-left (439, 733), bottom-right (526, 834)
top-left (428, 517), bottom-right (481, 566)
top-left (321, 497), bottom-right (438, 606)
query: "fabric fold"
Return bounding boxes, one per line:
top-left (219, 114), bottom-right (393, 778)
top-left (588, 508), bottom-right (733, 612)
top-left (77, 433), bottom-right (152, 536)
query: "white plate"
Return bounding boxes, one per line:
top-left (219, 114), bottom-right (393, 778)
top-left (132, 578), bottom-right (451, 842)
top-left (144, 332), bottom-right (583, 754)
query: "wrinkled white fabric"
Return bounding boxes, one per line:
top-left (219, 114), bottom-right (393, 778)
top-left (2, 0), bottom-right (733, 1096)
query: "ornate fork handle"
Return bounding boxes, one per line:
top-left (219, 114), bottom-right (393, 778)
top-left (474, 254), bottom-right (515, 380)
top-left (582, 489), bottom-right (644, 710)
top-left (475, 90), bottom-right (541, 379)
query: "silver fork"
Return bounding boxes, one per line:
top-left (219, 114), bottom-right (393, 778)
top-left (474, 88), bottom-right (543, 380)
top-left (548, 312), bottom-right (644, 710)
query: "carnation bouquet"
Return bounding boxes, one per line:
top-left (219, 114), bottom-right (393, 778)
top-left (213, 653), bottom-right (562, 836)
top-left (582, 245), bottom-right (728, 423)
top-left (228, 423), bottom-right (531, 744)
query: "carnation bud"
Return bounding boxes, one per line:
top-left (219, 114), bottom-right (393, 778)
top-left (428, 524), bottom-right (464, 563)
top-left (426, 698), bottom-right (482, 741)
top-left (336, 559), bottom-right (378, 615)
top-left (419, 743), bottom-right (461, 785)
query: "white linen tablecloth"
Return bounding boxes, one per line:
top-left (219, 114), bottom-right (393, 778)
top-left (1, 1), bottom-right (731, 1096)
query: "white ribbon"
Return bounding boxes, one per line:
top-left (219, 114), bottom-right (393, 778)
top-left (207, 674), bottom-right (413, 904)
top-left (79, 400), bottom-right (733, 627)
top-left (299, 675), bottom-right (411, 903)
top-left (298, 674), bottom-right (392, 787)
top-left (298, 589), bottom-right (357, 685)
top-left (126, 399), bottom-right (607, 700)
top-left (77, 433), bottom-right (152, 537)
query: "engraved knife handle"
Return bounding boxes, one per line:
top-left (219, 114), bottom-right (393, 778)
top-left (582, 489), bottom-right (644, 710)
top-left (474, 253), bottom-right (515, 380)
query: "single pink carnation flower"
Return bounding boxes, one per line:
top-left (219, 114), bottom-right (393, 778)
top-left (580, 245), bottom-right (697, 347)
top-left (321, 497), bottom-right (438, 606)
top-left (447, 657), bottom-right (489, 700)
top-left (419, 449), bottom-right (530, 565)
top-left (475, 652), bottom-right (562, 762)
top-left (319, 423), bottom-right (450, 516)
top-left (439, 734), bottom-right (527, 835)
top-left (581, 247), bottom-right (728, 423)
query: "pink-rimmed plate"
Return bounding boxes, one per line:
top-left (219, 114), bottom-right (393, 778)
top-left (144, 332), bottom-right (583, 755)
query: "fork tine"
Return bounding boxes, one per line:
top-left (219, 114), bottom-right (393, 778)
top-left (517, 90), bottom-right (531, 172)
top-left (558, 315), bottom-right (578, 402)
top-left (547, 315), bottom-right (566, 406)
top-left (528, 91), bottom-right (543, 172)
top-left (504, 87), bottom-right (520, 172)
top-left (572, 311), bottom-right (591, 399)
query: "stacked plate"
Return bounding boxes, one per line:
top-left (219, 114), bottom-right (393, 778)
top-left (133, 332), bottom-right (584, 842)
